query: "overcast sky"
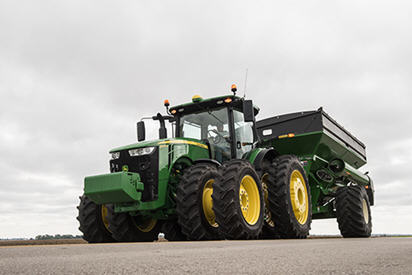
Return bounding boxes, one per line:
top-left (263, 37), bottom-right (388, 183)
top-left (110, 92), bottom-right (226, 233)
top-left (1, 1), bottom-right (411, 238)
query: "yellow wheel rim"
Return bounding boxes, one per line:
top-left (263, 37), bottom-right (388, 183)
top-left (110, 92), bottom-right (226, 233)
top-left (135, 218), bottom-right (157, 232)
top-left (261, 173), bottom-right (275, 228)
top-left (290, 170), bottom-right (309, 225)
top-left (362, 199), bottom-right (369, 223)
top-left (101, 205), bottom-right (111, 232)
top-left (239, 175), bottom-right (261, 225)
top-left (202, 179), bottom-right (218, 227)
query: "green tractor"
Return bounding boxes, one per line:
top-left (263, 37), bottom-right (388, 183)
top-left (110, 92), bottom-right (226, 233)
top-left (77, 85), bottom-right (374, 242)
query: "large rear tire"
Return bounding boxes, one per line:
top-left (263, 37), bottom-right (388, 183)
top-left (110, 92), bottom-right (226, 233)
top-left (260, 164), bottom-right (279, 239)
top-left (212, 160), bottom-right (264, 240)
top-left (268, 155), bottom-right (312, 238)
top-left (77, 195), bottom-right (115, 243)
top-left (176, 163), bottom-right (222, 240)
top-left (107, 205), bottom-right (161, 242)
top-left (336, 185), bottom-right (372, 237)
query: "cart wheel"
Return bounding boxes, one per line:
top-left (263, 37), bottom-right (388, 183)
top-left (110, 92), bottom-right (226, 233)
top-left (336, 185), bottom-right (372, 237)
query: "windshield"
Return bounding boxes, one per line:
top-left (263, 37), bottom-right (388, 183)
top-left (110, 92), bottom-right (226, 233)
top-left (179, 107), bottom-right (231, 162)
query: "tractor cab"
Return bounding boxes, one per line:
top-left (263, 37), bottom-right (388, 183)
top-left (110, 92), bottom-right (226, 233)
top-left (169, 94), bottom-right (260, 163)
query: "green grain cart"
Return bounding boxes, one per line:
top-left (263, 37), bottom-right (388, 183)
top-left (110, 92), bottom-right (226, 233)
top-left (77, 86), bottom-right (374, 242)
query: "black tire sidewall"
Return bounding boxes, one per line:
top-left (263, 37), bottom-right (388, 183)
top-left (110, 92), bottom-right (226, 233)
top-left (77, 195), bottom-right (115, 243)
top-left (234, 165), bottom-right (265, 233)
top-left (336, 185), bottom-right (372, 237)
top-left (196, 168), bottom-right (221, 234)
top-left (360, 188), bottom-right (372, 233)
top-left (107, 205), bottom-right (161, 242)
top-left (176, 163), bottom-right (222, 240)
top-left (285, 161), bottom-right (312, 232)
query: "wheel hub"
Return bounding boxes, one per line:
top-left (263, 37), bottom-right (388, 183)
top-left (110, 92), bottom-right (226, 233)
top-left (362, 199), bottom-right (369, 223)
top-left (100, 205), bottom-right (111, 232)
top-left (290, 170), bottom-right (309, 225)
top-left (261, 173), bottom-right (275, 227)
top-left (239, 175), bottom-right (260, 225)
top-left (202, 179), bottom-right (218, 227)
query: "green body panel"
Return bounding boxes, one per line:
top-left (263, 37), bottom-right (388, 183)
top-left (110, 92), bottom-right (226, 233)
top-left (243, 148), bottom-right (265, 164)
top-left (86, 137), bottom-right (210, 218)
top-left (84, 172), bottom-right (144, 204)
top-left (264, 131), bottom-right (365, 169)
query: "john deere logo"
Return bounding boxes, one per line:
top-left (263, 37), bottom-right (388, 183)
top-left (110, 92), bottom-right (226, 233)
top-left (122, 165), bottom-right (129, 172)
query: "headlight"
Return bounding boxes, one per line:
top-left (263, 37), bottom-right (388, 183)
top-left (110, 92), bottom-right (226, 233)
top-left (111, 152), bottom-right (120, 160)
top-left (129, 146), bottom-right (155, 157)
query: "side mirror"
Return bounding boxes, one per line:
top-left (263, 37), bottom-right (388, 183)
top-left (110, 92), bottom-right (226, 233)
top-left (137, 121), bottom-right (146, 141)
top-left (243, 100), bottom-right (255, 122)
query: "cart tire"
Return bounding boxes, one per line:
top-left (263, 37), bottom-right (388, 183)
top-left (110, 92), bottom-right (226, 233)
top-left (336, 185), bottom-right (372, 237)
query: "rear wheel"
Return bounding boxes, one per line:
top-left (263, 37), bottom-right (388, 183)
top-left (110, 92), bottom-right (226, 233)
top-left (268, 155), bottom-right (312, 238)
top-left (336, 185), bottom-right (372, 237)
top-left (176, 163), bottom-right (222, 240)
top-left (212, 160), bottom-right (264, 239)
top-left (77, 195), bottom-right (115, 243)
top-left (107, 205), bottom-right (161, 242)
top-left (260, 165), bottom-right (279, 239)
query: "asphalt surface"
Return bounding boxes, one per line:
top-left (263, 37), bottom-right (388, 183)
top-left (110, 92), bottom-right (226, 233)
top-left (0, 237), bottom-right (411, 274)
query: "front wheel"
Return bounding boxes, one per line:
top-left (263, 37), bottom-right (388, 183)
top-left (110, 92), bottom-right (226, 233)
top-left (176, 163), bottom-right (222, 240)
top-left (212, 160), bottom-right (264, 240)
top-left (77, 195), bottom-right (115, 243)
top-left (107, 205), bottom-right (161, 242)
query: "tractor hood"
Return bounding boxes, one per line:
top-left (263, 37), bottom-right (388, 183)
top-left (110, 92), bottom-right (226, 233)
top-left (109, 137), bottom-right (208, 153)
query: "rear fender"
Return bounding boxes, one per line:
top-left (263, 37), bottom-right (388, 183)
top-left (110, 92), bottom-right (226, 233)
top-left (245, 148), bottom-right (278, 175)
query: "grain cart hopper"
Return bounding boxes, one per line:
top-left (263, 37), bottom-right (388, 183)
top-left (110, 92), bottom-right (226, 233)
top-left (77, 85), bottom-right (374, 242)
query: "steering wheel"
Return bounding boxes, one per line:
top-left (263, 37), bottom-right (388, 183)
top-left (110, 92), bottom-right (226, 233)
top-left (207, 129), bottom-right (225, 144)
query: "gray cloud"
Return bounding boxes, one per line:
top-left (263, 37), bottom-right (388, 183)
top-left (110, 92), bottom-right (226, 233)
top-left (1, 0), bottom-right (411, 237)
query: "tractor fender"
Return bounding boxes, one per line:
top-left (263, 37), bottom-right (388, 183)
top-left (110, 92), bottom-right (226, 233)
top-left (193, 158), bottom-right (221, 168)
top-left (250, 148), bottom-right (278, 174)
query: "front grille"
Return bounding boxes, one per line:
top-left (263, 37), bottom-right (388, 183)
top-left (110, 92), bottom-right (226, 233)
top-left (110, 147), bottom-right (159, 201)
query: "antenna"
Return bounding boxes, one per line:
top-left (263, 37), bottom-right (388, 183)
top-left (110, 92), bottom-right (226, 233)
top-left (243, 68), bottom-right (248, 98)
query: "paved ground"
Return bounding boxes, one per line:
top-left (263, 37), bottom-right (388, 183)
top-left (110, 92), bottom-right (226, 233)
top-left (0, 237), bottom-right (411, 274)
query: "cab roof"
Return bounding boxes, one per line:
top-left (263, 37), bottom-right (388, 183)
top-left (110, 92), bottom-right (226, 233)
top-left (169, 95), bottom-right (260, 116)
